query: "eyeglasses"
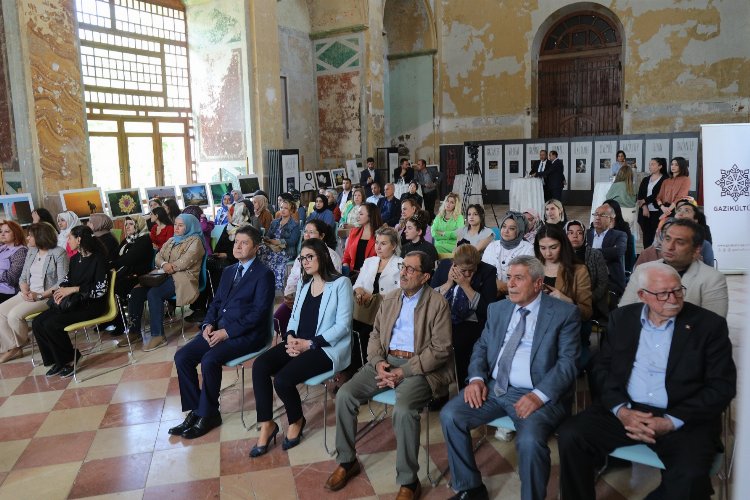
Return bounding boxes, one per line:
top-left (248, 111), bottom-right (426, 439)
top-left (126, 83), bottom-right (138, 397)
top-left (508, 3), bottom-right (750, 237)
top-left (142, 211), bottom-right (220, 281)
top-left (397, 263), bottom-right (422, 275)
top-left (297, 254), bottom-right (316, 263)
top-left (302, 230), bottom-right (319, 236)
top-left (591, 213), bottom-right (611, 218)
top-left (640, 286), bottom-right (686, 301)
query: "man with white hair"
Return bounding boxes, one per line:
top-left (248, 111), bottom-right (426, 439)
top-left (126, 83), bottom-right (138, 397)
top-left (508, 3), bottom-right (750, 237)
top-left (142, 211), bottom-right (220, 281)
top-left (558, 262), bottom-right (736, 500)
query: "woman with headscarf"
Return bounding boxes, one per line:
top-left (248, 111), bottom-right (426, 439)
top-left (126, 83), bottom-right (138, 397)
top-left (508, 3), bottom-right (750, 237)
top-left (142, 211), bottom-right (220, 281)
top-left (181, 205), bottom-right (214, 257)
top-left (124, 214), bottom-right (205, 351)
top-left (109, 215), bottom-right (153, 337)
top-left (522, 209), bottom-right (544, 244)
top-left (87, 213), bottom-right (118, 260)
top-left (252, 194), bottom-right (273, 232)
top-left (481, 211), bottom-right (534, 297)
top-left (214, 193), bottom-right (232, 225)
top-left (306, 193), bottom-right (335, 229)
top-left (56, 210), bottom-right (81, 258)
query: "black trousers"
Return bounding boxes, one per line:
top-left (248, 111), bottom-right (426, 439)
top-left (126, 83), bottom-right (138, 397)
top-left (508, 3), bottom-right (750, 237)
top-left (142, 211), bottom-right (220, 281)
top-left (422, 189), bottom-right (438, 222)
top-left (452, 320), bottom-right (484, 389)
top-left (639, 210), bottom-right (662, 249)
top-left (32, 301), bottom-right (107, 367)
top-left (558, 404), bottom-right (720, 500)
top-left (251, 342), bottom-right (332, 425)
top-left (343, 319), bottom-right (372, 376)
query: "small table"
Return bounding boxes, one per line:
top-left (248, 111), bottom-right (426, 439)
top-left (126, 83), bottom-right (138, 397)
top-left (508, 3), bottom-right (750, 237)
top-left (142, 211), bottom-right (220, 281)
top-left (509, 178), bottom-right (545, 216)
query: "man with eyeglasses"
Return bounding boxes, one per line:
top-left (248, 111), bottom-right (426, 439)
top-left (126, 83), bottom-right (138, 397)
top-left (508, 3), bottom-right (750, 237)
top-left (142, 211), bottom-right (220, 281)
top-left (326, 251), bottom-right (452, 500)
top-left (619, 218), bottom-right (728, 317)
top-left (587, 204), bottom-right (626, 296)
top-left (558, 262), bottom-right (735, 500)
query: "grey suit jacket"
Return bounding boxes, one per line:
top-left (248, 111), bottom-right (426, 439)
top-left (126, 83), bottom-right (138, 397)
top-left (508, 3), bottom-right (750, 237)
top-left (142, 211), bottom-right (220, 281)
top-left (467, 292), bottom-right (580, 404)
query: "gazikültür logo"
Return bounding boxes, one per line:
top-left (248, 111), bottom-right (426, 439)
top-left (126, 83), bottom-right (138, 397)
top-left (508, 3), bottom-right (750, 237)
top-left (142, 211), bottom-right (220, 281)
top-left (715, 164), bottom-right (749, 202)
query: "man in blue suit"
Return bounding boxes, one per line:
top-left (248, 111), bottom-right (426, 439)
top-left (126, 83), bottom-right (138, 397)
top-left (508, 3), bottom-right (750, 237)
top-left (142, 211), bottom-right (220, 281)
top-left (440, 255), bottom-right (580, 500)
top-left (587, 204), bottom-right (627, 296)
top-left (170, 225), bottom-right (275, 439)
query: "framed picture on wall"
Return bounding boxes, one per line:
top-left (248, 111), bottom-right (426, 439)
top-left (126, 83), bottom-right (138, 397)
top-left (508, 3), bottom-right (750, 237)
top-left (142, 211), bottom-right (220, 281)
top-left (0, 193), bottom-right (34, 225)
top-left (299, 171), bottom-right (316, 192)
top-left (179, 184), bottom-right (210, 207)
top-left (331, 168), bottom-right (346, 187)
top-left (59, 187), bottom-right (105, 219)
top-left (281, 153), bottom-right (299, 191)
top-left (209, 182), bottom-right (233, 206)
top-left (105, 189), bottom-right (143, 218)
top-left (315, 170), bottom-right (333, 190)
top-left (145, 186), bottom-right (177, 202)
top-left (237, 175), bottom-right (260, 195)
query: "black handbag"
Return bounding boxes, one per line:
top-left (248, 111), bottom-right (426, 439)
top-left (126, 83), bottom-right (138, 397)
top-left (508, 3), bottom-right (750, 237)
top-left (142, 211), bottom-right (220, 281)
top-left (47, 292), bottom-right (84, 312)
top-left (138, 270), bottom-right (169, 288)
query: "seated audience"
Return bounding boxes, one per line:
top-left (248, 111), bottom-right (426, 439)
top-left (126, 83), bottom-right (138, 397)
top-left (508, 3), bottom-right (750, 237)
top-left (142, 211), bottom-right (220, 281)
top-left (252, 194), bottom-right (273, 231)
top-left (274, 192), bottom-right (298, 221)
top-left (149, 207), bottom-right (174, 250)
top-left (170, 225), bottom-right (275, 439)
top-left (522, 209), bottom-right (543, 244)
top-left (565, 220), bottom-right (609, 320)
top-left (57, 210), bottom-right (81, 257)
top-left (146, 198), bottom-right (164, 230)
top-left (258, 200), bottom-right (301, 290)
top-left (656, 156), bottom-right (691, 219)
top-left (674, 199), bottom-right (714, 265)
top-left (378, 183), bottom-right (402, 227)
top-left (544, 199), bottom-right (566, 228)
top-left (32, 226), bottom-right (109, 377)
top-left (399, 180), bottom-right (423, 207)
top-left (587, 204), bottom-right (626, 296)
top-left (326, 251), bottom-right (452, 499)
top-left (603, 198), bottom-right (636, 272)
top-left (342, 202), bottom-right (381, 276)
top-left (365, 181), bottom-right (384, 205)
top-left (396, 198), bottom-right (432, 245)
top-left (0, 221), bottom-right (28, 303)
top-left (620, 218), bottom-right (727, 316)
top-left (164, 198), bottom-right (181, 221)
top-left (636, 157), bottom-right (668, 248)
top-left (110, 215), bottom-right (153, 339)
top-left (431, 244), bottom-right (497, 387)
top-left (126, 214), bottom-right (205, 351)
top-left (482, 211), bottom-right (534, 297)
top-left (431, 192), bottom-right (464, 254)
top-left (251, 239), bottom-right (353, 456)
top-left (31, 208), bottom-right (59, 232)
top-left (605, 164), bottom-right (637, 209)
top-left (87, 213), bottom-right (118, 259)
top-left (214, 193), bottom-right (232, 225)
top-left (181, 205), bottom-right (214, 257)
top-left (400, 210), bottom-right (439, 264)
top-left (307, 193), bottom-right (335, 229)
top-left (558, 262), bottom-right (735, 500)
top-left (0, 223), bottom-right (66, 363)
top-left (275, 219), bottom-right (341, 335)
top-left (231, 189), bottom-right (243, 204)
top-left (456, 204), bottom-right (495, 253)
top-left (394, 158), bottom-right (414, 184)
top-left (340, 186), bottom-right (365, 231)
top-left (344, 226), bottom-right (403, 380)
top-left (535, 224), bottom-right (592, 321)
top-left (440, 255), bottom-right (580, 500)
top-left (209, 202), bottom-right (253, 286)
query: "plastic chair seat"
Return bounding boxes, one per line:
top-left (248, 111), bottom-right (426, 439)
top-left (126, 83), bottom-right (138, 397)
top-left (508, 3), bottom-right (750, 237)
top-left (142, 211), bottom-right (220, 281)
top-left (609, 444), bottom-right (664, 469)
top-left (487, 415), bottom-right (515, 432)
top-left (304, 369), bottom-right (334, 387)
top-left (225, 348), bottom-right (267, 368)
top-left (64, 306), bottom-right (118, 332)
top-left (24, 312), bottom-right (42, 321)
top-left (372, 389), bottom-right (396, 406)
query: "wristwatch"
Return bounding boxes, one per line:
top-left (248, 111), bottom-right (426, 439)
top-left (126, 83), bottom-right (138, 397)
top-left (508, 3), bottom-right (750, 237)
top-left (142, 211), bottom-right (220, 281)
top-left (36, 293), bottom-right (43, 301)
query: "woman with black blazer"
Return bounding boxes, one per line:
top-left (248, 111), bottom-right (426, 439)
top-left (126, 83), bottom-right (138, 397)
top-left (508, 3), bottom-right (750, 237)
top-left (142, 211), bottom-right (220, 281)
top-left (431, 243), bottom-right (497, 387)
top-left (636, 157), bottom-right (668, 248)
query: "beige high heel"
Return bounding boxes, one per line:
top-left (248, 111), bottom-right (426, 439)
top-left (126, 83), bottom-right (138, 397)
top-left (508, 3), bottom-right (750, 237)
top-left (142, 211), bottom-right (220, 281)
top-left (0, 347), bottom-right (23, 363)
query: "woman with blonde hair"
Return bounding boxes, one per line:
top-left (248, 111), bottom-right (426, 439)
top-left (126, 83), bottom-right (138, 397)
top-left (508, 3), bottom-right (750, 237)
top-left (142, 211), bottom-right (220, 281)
top-left (431, 192), bottom-right (464, 254)
top-left (605, 164), bottom-right (636, 208)
top-left (544, 199), bottom-right (566, 228)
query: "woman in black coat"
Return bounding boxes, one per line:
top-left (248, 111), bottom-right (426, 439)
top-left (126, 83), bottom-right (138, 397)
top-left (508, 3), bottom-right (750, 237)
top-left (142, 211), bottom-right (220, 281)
top-left (636, 157), bottom-right (668, 248)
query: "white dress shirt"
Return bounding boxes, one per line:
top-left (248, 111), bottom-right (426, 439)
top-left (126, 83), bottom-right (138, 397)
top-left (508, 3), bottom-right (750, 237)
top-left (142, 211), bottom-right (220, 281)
top-left (591, 229), bottom-right (609, 249)
top-left (388, 288), bottom-right (423, 352)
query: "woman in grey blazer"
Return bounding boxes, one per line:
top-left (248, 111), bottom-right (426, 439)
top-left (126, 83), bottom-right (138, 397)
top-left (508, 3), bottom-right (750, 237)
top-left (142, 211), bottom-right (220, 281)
top-left (0, 223), bottom-right (68, 363)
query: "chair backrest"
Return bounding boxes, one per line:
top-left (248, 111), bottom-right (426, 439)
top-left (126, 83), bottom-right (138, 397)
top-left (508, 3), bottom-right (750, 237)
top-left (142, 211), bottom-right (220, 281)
top-left (491, 227), bottom-right (501, 240)
top-left (105, 269), bottom-right (118, 319)
top-left (210, 224), bottom-right (226, 250)
top-left (110, 228), bottom-right (122, 243)
top-left (197, 253), bottom-right (208, 292)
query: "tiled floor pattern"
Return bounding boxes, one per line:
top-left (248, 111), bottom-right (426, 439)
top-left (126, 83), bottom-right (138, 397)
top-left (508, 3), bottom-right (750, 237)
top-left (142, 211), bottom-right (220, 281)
top-left (0, 205), bottom-right (742, 499)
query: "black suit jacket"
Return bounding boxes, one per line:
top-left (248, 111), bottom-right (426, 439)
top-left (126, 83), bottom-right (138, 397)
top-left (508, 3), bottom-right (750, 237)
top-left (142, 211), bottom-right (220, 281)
top-left (594, 302), bottom-right (736, 426)
top-left (336, 190), bottom-right (352, 207)
top-left (359, 169), bottom-right (380, 197)
top-left (636, 174), bottom-right (666, 209)
top-left (430, 260), bottom-right (498, 324)
top-left (586, 228), bottom-right (626, 294)
top-left (529, 159), bottom-right (548, 177)
top-left (393, 166), bottom-right (414, 184)
top-left (541, 158), bottom-right (565, 193)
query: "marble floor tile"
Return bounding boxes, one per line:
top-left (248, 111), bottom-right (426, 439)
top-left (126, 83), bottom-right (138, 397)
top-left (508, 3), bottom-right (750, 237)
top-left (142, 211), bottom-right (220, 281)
top-left (220, 466), bottom-right (297, 500)
top-left (86, 422), bottom-right (160, 460)
top-left (35, 405), bottom-right (108, 437)
top-left (53, 384), bottom-right (118, 410)
top-left (14, 430), bottom-right (96, 469)
top-left (68, 453), bottom-right (152, 499)
top-left (142, 477), bottom-right (220, 500)
top-left (0, 412), bottom-right (48, 441)
top-left (0, 390), bottom-right (63, 418)
top-left (99, 399), bottom-right (165, 429)
top-left (110, 379), bottom-right (169, 404)
top-left (0, 439), bottom-right (30, 472)
top-left (293, 459), bottom-right (376, 500)
top-left (146, 442), bottom-right (220, 487)
top-left (120, 361), bottom-right (174, 382)
top-left (0, 462), bottom-right (81, 500)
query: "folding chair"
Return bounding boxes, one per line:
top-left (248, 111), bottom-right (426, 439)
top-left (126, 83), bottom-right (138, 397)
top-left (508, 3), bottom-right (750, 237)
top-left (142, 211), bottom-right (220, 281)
top-left (172, 253), bottom-right (208, 342)
top-left (64, 270), bottom-right (136, 383)
top-left (23, 311), bottom-right (43, 367)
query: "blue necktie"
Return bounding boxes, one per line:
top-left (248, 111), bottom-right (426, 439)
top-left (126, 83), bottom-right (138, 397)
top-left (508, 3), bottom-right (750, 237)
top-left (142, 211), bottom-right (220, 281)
top-left (229, 265), bottom-right (244, 293)
top-left (494, 307), bottom-right (530, 397)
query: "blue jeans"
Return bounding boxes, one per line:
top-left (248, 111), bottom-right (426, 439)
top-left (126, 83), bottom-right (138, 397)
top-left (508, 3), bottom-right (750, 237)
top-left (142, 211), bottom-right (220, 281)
top-left (440, 385), bottom-right (568, 500)
top-left (127, 277), bottom-right (176, 340)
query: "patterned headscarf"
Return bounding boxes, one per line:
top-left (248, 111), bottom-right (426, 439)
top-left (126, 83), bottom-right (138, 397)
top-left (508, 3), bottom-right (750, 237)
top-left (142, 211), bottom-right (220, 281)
top-left (227, 202), bottom-right (250, 241)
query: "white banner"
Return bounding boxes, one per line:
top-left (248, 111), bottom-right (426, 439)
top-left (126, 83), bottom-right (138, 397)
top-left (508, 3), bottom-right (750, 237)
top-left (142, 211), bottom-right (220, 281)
top-left (594, 140), bottom-right (618, 182)
top-left (281, 154), bottom-right (299, 191)
top-left (619, 139), bottom-right (644, 173)
top-left (701, 124), bottom-right (750, 272)
top-left (505, 144), bottom-right (524, 188)
top-left (570, 141), bottom-right (593, 190)
top-left (483, 144), bottom-right (502, 190)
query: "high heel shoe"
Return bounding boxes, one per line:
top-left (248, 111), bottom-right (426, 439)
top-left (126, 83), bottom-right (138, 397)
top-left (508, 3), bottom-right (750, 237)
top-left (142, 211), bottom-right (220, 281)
top-left (282, 417), bottom-right (306, 451)
top-left (249, 422), bottom-right (280, 458)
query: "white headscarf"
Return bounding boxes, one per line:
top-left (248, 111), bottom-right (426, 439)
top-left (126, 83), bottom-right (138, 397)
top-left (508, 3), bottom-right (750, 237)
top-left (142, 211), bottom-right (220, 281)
top-left (56, 210), bottom-right (80, 248)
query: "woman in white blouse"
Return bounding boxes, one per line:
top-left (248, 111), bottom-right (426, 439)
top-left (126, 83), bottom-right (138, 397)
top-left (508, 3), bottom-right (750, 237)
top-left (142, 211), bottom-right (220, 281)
top-left (481, 211), bottom-right (534, 297)
top-left (455, 204), bottom-right (495, 253)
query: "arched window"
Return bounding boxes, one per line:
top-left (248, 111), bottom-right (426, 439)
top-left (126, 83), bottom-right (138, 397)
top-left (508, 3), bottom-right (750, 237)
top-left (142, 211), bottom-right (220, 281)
top-left (538, 11), bottom-right (622, 137)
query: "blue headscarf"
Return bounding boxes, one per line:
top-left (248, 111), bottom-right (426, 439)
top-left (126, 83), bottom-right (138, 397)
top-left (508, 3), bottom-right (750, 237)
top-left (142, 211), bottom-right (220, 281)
top-left (214, 193), bottom-right (231, 225)
top-left (172, 214), bottom-right (202, 245)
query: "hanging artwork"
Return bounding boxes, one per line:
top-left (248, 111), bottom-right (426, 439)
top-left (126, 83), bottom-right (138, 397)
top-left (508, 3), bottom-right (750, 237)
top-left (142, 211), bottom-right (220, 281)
top-left (504, 144), bottom-right (524, 189)
top-left (644, 138), bottom-right (670, 169)
top-left (60, 188), bottom-right (106, 219)
top-left (570, 141), bottom-right (593, 190)
top-left (299, 171), bottom-right (316, 192)
top-left (0, 193), bottom-right (33, 225)
top-left (483, 144), bottom-right (502, 190)
top-left (238, 175), bottom-right (260, 195)
top-left (106, 189), bottom-right (143, 218)
top-left (619, 139), bottom-right (644, 173)
top-left (179, 184), bottom-right (210, 207)
top-left (594, 140), bottom-right (618, 182)
top-left (209, 182), bottom-right (233, 206)
top-left (145, 186), bottom-right (177, 202)
top-left (281, 153), bottom-right (299, 191)
top-left (315, 170), bottom-right (333, 190)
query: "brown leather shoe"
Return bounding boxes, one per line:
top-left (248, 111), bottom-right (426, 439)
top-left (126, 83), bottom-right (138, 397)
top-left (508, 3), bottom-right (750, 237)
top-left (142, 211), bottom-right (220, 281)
top-left (324, 461), bottom-right (361, 491)
top-left (395, 483), bottom-right (422, 500)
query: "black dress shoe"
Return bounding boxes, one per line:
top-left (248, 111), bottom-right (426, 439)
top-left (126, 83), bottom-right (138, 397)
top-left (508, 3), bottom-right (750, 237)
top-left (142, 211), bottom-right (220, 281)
top-left (168, 411), bottom-right (198, 436)
top-left (58, 365), bottom-right (75, 378)
top-left (45, 365), bottom-right (63, 377)
top-left (449, 484), bottom-right (489, 500)
top-left (181, 414), bottom-right (222, 439)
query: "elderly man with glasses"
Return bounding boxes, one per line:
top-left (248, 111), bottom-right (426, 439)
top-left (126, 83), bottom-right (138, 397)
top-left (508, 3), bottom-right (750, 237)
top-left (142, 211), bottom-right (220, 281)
top-left (586, 204), bottom-right (627, 296)
top-left (558, 261), bottom-right (735, 500)
top-left (326, 250), bottom-right (452, 500)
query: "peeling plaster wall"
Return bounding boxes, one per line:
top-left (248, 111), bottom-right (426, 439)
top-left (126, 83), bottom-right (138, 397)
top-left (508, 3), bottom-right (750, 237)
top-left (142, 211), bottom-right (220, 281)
top-left (383, 0), bottom-right (434, 55)
top-left (308, 0), bottom-right (365, 33)
top-left (19, 0), bottom-right (88, 204)
top-left (364, 0), bottom-right (385, 160)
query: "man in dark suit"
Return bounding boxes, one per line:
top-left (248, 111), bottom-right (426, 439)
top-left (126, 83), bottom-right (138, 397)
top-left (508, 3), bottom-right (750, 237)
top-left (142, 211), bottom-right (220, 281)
top-left (541, 150), bottom-right (565, 201)
top-left (440, 256), bottom-right (580, 500)
top-left (359, 157), bottom-right (379, 197)
top-left (394, 158), bottom-right (415, 184)
top-left (528, 149), bottom-right (547, 177)
top-left (378, 183), bottom-right (402, 227)
top-left (587, 204), bottom-right (626, 295)
top-left (558, 262), bottom-right (736, 500)
top-left (170, 225), bottom-right (275, 439)
top-left (336, 177), bottom-right (353, 213)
